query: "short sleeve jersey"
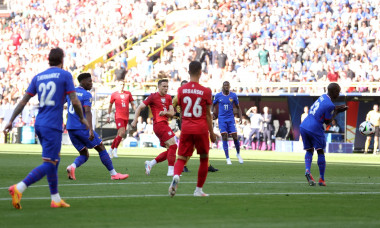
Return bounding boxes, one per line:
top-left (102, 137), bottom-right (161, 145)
top-left (213, 91), bottom-right (239, 122)
top-left (26, 67), bottom-right (75, 131)
top-left (300, 94), bottom-right (335, 136)
top-left (110, 91), bottom-right (134, 120)
top-left (143, 92), bottom-right (172, 124)
top-left (366, 110), bottom-right (380, 127)
top-left (66, 87), bottom-right (91, 130)
top-left (177, 82), bottom-right (212, 134)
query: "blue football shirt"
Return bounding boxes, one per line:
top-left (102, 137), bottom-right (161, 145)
top-left (66, 87), bottom-right (92, 130)
top-left (213, 91), bottom-right (239, 121)
top-left (26, 67), bottom-right (75, 131)
top-left (300, 94), bottom-right (335, 136)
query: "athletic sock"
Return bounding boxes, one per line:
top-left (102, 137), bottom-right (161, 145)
top-left (234, 139), bottom-right (240, 154)
top-left (22, 162), bottom-right (54, 187)
top-left (197, 157), bottom-right (209, 188)
top-left (167, 144), bottom-right (177, 166)
top-left (113, 136), bottom-right (122, 149)
top-left (99, 150), bottom-right (114, 171)
top-left (305, 151), bottom-right (313, 173)
top-left (222, 140), bottom-right (229, 158)
top-left (16, 182), bottom-right (27, 194)
top-left (46, 162), bottom-right (58, 195)
top-left (73, 155), bottom-right (88, 168)
top-left (174, 159), bottom-right (186, 176)
top-left (150, 159), bottom-right (157, 167)
top-left (109, 169), bottom-right (117, 176)
top-left (155, 151), bottom-right (168, 163)
top-left (51, 193), bottom-right (61, 203)
top-left (317, 153), bottom-right (326, 181)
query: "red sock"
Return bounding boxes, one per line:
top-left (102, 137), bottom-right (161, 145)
top-left (174, 158), bottom-right (186, 176)
top-left (167, 144), bottom-right (177, 166)
top-left (113, 136), bottom-right (122, 149)
top-left (197, 157), bottom-right (209, 188)
top-left (155, 151), bottom-right (168, 163)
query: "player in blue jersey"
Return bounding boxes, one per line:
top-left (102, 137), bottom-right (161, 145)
top-left (3, 47), bottom-right (89, 209)
top-left (65, 73), bottom-right (129, 181)
top-left (212, 81), bottom-right (243, 165)
top-left (300, 83), bottom-right (348, 186)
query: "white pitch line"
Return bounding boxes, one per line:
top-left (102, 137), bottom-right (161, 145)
top-left (1, 181), bottom-right (380, 190)
top-left (1, 191), bottom-right (380, 201)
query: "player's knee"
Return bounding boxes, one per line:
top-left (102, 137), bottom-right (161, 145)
top-left (316, 149), bottom-right (324, 155)
top-left (178, 155), bottom-right (187, 161)
top-left (199, 154), bottom-right (209, 159)
top-left (79, 148), bottom-right (90, 158)
top-left (169, 143), bottom-right (177, 151)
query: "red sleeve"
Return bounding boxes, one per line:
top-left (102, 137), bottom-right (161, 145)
top-left (129, 91), bottom-right (134, 102)
top-left (143, 94), bottom-right (152, 106)
top-left (168, 95), bottom-right (172, 105)
top-left (177, 88), bottom-right (182, 106)
top-left (205, 88), bottom-right (212, 105)
top-left (110, 93), bottom-right (115, 104)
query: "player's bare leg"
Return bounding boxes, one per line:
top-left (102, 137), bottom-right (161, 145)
top-left (364, 136), bottom-right (371, 154)
top-left (374, 136), bottom-right (379, 155)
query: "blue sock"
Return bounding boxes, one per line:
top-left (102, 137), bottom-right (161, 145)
top-left (222, 140), bottom-right (229, 158)
top-left (234, 140), bottom-right (240, 154)
top-left (46, 162), bottom-right (58, 194)
top-left (305, 151), bottom-right (313, 173)
top-left (317, 153), bottom-right (326, 181)
top-left (99, 150), bottom-right (114, 171)
top-left (74, 155), bottom-right (88, 168)
top-left (23, 162), bottom-right (52, 187)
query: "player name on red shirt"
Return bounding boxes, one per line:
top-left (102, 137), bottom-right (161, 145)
top-left (178, 82), bottom-right (211, 135)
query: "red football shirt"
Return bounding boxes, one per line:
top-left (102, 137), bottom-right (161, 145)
top-left (110, 91), bottom-right (134, 120)
top-left (177, 82), bottom-right (212, 134)
top-left (143, 92), bottom-right (172, 124)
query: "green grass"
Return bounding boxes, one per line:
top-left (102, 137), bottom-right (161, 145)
top-left (1, 144), bottom-right (380, 228)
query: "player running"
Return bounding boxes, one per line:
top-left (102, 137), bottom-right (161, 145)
top-left (131, 79), bottom-right (177, 176)
top-left (172, 80), bottom-right (219, 173)
top-left (300, 83), bottom-right (348, 186)
top-left (107, 81), bottom-right (136, 158)
top-left (4, 47), bottom-right (89, 209)
top-left (65, 73), bottom-right (129, 181)
top-left (169, 61), bottom-right (216, 197)
top-left (212, 81), bottom-right (243, 165)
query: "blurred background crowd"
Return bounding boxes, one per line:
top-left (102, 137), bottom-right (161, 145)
top-left (1, 0), bottom-right (380, 125)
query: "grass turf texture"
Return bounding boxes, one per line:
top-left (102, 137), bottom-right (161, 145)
top-left (1, 144), bottom-right (380, 228)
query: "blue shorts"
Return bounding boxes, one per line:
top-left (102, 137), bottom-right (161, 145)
top-left (68, 129), bottom-right (102, 151)
top-left (35, 125), bottom-right (62, 161)
top-left (300, 127), bottom-right (326, 150)
top-left (218, 119), bottom-right (237, 134)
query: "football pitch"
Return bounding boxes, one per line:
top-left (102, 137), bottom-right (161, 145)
top-left (1, 144), bottom-right (380, 228)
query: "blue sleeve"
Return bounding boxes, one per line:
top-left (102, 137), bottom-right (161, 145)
top-left (83, 92), bottom-right (92, 107)
top-left (26, 77), bottom-right (37, 96)
top-left (213, 93), bottom-right (219, 105)
top-left (65, 72), bottom-right (75, 94)
top-left (233, 93), bottom-right (239, 105)
top-left (324, 104), bottom-right (335, 120)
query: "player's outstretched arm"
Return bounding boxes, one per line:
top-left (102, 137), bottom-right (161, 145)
top-left (69, 92), bottom-right (89, 129)
top-left (132, 102), bottom-right (146, 128)
top-left (3, 93), bottom-right (32, 134)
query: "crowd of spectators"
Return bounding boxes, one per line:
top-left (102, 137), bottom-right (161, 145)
top-left (0, 0), bottom-right (172, 123)
top-left (1, 0), bottom-right (380, 124)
